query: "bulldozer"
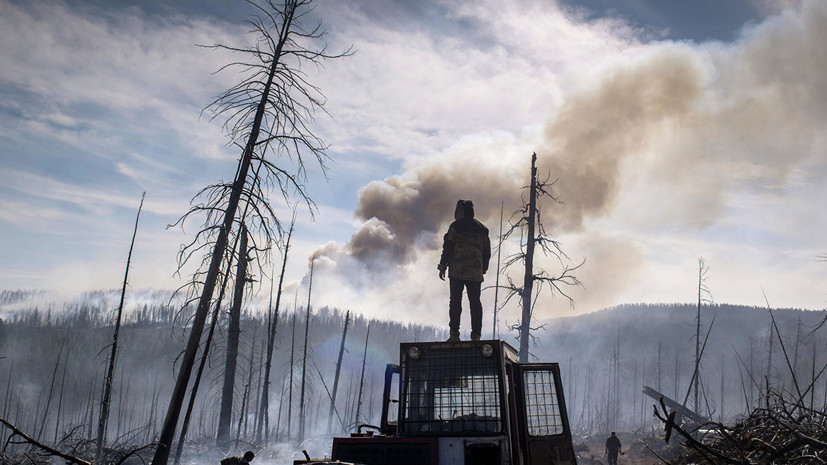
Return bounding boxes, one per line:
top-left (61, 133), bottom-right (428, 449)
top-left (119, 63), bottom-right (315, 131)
top-left (297, 339), bottom-right (576, 465)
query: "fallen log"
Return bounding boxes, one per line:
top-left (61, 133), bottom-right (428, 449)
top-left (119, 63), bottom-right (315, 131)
top-left (0, 416), bottom-right (92, 465)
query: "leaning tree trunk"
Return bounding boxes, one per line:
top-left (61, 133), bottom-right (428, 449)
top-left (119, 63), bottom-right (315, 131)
top-left (236, 329), bottom-right (257, 446)
top-left (518, 153), bottom-right (538, 362)
top-left (354, 323), bottom-right (371, 427)
top-left (96, 192), bottom-right (144, 460)
top-left (218, 225), bottom-right (249, 449)
top-left (492, 202), bottom-right (503, 339)
top-left (172, 242), bottom-right (237, 465)
top-left (38, 344), bottom-right (63, 441)
top-left (287, 310), bottom-right (297, 443)
top-left (327, 310), bottom-right (350, 434)
top-left (298, 258), bottom-right (315, 444)
top-left (256, 216), bottom-right (294, 444)
top-left (151, 8), bottom-right (295, 462)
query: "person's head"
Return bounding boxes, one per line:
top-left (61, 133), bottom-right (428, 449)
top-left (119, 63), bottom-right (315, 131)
top-left (242, 451), bottom-right (255, 462)
top-left (610, 432), bottom-right (616, 437)
top-left (454, 200), bottom-right (465, 220)
top-left (462, 200), bottom-right (475, 218)
top-left (454, 199), bottom-right (475, 220)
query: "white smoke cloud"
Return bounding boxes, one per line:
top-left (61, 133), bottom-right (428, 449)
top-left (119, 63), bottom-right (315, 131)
top-left (307, 0), bottom-right (827, 321)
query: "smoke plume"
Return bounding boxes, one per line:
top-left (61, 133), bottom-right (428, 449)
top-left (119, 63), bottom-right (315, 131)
top-left (310, 0), bottom-right (827, 320)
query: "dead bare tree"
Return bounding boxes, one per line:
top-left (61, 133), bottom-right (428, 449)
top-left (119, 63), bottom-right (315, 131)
top-left (256, 211), bottom-right (295, 444)
top-left (153, 1), bottom-right (349, 463)
top-left (217, 226), bottom-right (250, 449)
top-left (172, 246), bottom-right (239, 465)
top-left (354, 322), bottom-right (371, 428)
top-left (96, 192), bottom-right (145, 460)
top-left (298, 256), bottom-right (316, 444)
top-left (503, 152), bottom-right (583, 362)
top-left (37, 343), bottom-right (63, 441)
top-left (327, 310), bottom-right (350, 434)
top-left (692, 257), bottom-right (712, 415)
top-left (287, 307), bottom-right (298, 442)
top-left (491, 201), bottom-right (504, 340)
top-left (236, 327), bottom-right (258, 446)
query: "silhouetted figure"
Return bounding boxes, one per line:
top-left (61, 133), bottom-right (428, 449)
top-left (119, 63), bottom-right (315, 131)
top-left (605, 432), bottom-right (621, 465)
top-left (220, 450), bottom-right (255, 465)
top-left (438, 199), bottom-right (491, 341)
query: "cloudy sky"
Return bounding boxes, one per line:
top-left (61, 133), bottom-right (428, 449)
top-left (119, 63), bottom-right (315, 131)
top-left (1, 0), bottom-right (825, 331)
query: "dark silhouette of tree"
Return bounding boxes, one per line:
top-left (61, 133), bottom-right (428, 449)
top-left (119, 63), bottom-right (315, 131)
top-left (153, 1), bottom-right (349, 463)
top-left (298, 257), bottom-right (315, 444)
top-left (256, 211), bottom-right (295, 444)
top-left (692, 257), bottom-right (712, 414)
top-left (96, 192), bottom-right (145, 460)
top-left (217, 225), bottom-right (249, 448)
top-left (503, 152), bottom-right (583, 362)
top-left (327, 310), bottom-right (350, 434)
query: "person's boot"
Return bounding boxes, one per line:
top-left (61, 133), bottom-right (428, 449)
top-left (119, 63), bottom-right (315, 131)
top-left (470, 331), bottom-right (481, 341)
top-left (446, 331), bottom-right (460, 342)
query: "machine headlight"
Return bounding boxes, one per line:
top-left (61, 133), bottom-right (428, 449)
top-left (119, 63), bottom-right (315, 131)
top-left (408, 346), bottom-right (420, 359)
top-left (481, 344), bottom-right (494, 358)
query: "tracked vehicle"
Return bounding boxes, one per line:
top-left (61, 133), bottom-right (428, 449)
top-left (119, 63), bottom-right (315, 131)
top-left (300, 339), bottom-right (576, 465)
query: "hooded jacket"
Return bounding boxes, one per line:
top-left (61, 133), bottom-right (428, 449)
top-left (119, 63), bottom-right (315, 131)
top-left (438, 202), bottom-right (491, 282)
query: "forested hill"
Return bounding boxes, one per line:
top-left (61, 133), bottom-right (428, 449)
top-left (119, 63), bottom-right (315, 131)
top-left (531, 302), bottom-right (827, 432)
top-left (0, 289), bottom-right (824, 441)
top-left (0, 288), bottom-right (446, 448)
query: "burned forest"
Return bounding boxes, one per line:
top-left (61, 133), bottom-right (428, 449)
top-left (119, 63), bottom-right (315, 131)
top-left (0, 290), bottom-right (446, 464)
top-left (2, 0), bottom-right (827, 464)
top-left (3, 289), bottom-right (827, 464)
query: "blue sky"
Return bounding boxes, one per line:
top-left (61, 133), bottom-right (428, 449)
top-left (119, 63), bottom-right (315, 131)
top-left (1, 0), bottom-right (825, 328)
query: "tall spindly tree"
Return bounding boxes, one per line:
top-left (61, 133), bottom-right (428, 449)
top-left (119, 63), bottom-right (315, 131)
top-left (154, 1), bottom-right (350, 463)
top-left (503, 153), bottom-right (583, 362)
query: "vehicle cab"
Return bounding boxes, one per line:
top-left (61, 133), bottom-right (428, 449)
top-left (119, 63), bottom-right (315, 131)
top-left (328, 340), bottom-right (576, 465)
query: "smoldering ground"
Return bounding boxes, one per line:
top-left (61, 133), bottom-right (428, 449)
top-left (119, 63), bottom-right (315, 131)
top-left (308, 0), bottom-right (827, 324)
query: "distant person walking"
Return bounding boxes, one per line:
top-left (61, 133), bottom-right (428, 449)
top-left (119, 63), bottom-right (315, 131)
top-left (220, 450), bottom-right (255, 465)
top-left (438, 199), bottom-right (491, 342)
top-left (605, 432), bottom-right (621, 465)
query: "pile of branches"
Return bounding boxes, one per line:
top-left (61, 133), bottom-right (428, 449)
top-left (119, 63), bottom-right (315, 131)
top-left (1, 417), bottom-right (154, 465)
top-left (653, 390), bottom-right (827, 464)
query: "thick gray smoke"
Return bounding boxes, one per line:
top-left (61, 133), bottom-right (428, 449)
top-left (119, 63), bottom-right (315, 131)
top-left (311, 0), bottom-right (827, 319)
top-left (539, 46), bottom-right (704, 230)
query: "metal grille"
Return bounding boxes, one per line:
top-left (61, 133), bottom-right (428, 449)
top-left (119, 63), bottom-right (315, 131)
top-left (402, 345), bottom-right (502, 435)
top-left (523, 369), bottom-right (564, 436)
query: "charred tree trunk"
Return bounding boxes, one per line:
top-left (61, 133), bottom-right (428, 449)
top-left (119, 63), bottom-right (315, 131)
top-left (354, 323), bottom-right (371, 427)
top-left (518, 153), bottom-right (538, 363)
top-left (172, 256), bottom-right (235, 465)
top-left (236, 328), bottom-right (257, 446)
top-left (492, 202), bottom-right (503, 340)
top-left (257, 215), bottom-right (294, 444)
top-left (97, 192), bottom-right (144, 459)
top-left (327, 310), bottom-right (350, 434)
top-left (38, 343), bottom-right (63, 441)
top-left (218, 225), bottom-right (249, 449)
top-left (152, 5), bottom-right (299, 462)
top-left (287, 309), bottom-right (297, 443)
top-left (694, 258), bottom-right (703, 414)
top-left (298, 258), bottom-right (315, 444)
top-left (54, 353), bottom-right (68, 444)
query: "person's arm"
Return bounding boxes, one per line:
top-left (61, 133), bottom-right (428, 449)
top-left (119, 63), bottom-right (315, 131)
top-left (438, 225), bottom-right (456, 280)
top-left (482, 230), bottom-right (491, 274)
